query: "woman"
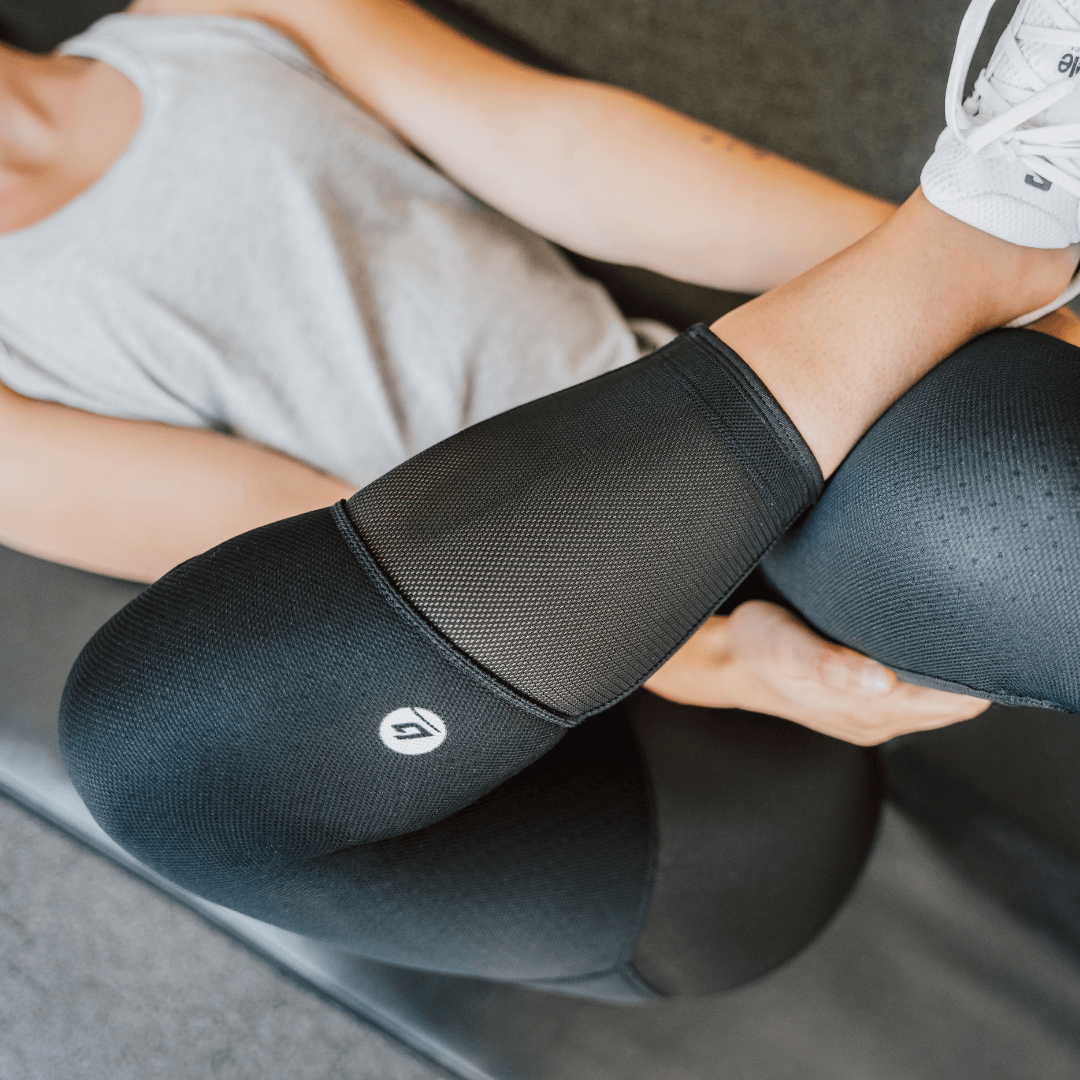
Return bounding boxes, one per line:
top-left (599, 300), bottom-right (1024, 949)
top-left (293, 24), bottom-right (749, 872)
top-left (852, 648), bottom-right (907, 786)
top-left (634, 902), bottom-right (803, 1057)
top-left (23, 0), bottom-right (1080, 999)
top-left (0, 0), bottom-right (995, 745)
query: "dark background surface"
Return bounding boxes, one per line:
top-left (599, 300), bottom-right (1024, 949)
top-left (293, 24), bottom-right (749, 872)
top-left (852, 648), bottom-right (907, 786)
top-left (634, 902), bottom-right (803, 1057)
top-left (1, 1), bottom-right (1080, 1078)
top-left (0, 0), bottom-right (121, 51)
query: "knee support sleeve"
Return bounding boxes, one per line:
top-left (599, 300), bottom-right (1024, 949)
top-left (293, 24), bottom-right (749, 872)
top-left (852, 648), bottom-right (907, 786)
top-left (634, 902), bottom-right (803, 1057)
top-left (761, 329), bottom-right (1080, 713)
top-left (60, 325), bottom-right (822, 893)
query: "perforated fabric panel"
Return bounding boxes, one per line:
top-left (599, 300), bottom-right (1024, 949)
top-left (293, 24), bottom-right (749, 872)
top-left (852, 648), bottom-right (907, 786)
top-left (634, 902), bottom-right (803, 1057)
top-left (762, 329), bottom-right (1080, 713)
top-left (348, 325), bottom-right (823, 718)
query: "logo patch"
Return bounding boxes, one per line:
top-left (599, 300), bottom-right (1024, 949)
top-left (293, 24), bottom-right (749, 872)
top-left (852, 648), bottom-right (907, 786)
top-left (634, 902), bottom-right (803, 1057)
top-left (1026, 172), bottom-right (1053, 191)
top-left (379, 708), bottom-right (447, 755)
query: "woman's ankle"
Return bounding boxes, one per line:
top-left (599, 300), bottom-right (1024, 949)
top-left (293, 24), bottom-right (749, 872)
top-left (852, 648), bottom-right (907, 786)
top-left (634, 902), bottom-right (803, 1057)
top-left (906, 189), bottom-right (1077, 331)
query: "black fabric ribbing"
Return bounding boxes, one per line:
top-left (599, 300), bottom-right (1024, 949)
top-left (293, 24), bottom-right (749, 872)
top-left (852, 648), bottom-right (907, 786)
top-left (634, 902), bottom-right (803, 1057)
top-left (761, 329), bottom-right (1080, 712)
top-left (347, 324), bottom-right (823, 718)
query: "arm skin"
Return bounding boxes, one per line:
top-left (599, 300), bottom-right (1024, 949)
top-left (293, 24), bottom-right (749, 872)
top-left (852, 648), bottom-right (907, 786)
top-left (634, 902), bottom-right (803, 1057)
top-left (128, 0), bottom-right (895, 294)
top-left (0, 380), bottom-right (354, 582)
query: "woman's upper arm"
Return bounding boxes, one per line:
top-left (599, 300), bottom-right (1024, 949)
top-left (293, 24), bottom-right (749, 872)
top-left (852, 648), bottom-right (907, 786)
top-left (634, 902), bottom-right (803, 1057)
top-left (125, 0), bottom-right (576, 224)
top-left (0, 380), bottom-right (353, 582)
top-left (127, 0), bottom-right (553, 129)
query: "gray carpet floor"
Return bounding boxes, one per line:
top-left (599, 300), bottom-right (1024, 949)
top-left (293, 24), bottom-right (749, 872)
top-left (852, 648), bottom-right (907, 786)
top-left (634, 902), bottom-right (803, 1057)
top-left (0, 795), bottom-right (446, 1080)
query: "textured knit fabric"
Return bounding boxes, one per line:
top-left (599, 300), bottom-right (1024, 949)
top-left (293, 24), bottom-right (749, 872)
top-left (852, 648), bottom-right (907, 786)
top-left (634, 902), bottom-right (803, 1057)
top-left (59, 325), bottom-right (843, 997)
top-left (762, 329), bottom-right (1080, 712)
top-left (348, 324), bottom-right (824, 717)
top-left (59, 512), bottom-right (879, 991)
top-left (0, 13), bottom-right (639, 487)
top-left (62, 506), bottom-right (567, 863)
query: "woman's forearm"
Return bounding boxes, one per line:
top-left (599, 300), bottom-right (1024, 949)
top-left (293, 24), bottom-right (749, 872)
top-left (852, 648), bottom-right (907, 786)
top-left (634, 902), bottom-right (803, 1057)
top-left (0, 382), bottom-right (354, 582)
top-left (130, 0), bottom-right (894, 293)
top-left (405, 75), bottom-right (898, 294)
top-left (263, 0), bottom-right (895, 292)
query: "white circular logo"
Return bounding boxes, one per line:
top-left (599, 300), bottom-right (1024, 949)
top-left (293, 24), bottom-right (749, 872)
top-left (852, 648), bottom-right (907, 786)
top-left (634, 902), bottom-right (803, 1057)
top-left (379, 708), bottom-right (447, 755)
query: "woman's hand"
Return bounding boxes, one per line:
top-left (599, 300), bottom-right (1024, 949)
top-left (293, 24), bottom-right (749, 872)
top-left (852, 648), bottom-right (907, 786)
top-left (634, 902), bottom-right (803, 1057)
top-left (644, 600), bottom-right (989, 745)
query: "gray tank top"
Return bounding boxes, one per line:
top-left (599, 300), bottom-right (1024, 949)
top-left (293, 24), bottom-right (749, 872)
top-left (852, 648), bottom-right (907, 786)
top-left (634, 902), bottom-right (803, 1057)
top-left (0, 14), bottom-right (639, 486)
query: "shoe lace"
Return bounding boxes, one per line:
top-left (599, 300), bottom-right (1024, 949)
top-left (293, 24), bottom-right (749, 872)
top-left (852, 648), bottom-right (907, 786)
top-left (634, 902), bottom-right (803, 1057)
top-left (948, 0), bottom-right (1080, 197)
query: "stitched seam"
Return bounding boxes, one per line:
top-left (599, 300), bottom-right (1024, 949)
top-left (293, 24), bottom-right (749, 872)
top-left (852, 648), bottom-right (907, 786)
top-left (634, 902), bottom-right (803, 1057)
top-left (330, 501), bottom-right (574, 728)
top-left (683, 324), bottom-right (824, 502)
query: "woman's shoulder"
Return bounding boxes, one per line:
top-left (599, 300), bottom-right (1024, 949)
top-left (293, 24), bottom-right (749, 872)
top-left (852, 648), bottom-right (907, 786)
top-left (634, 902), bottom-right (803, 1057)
top-left (99, 9), bottom-right (321, 76)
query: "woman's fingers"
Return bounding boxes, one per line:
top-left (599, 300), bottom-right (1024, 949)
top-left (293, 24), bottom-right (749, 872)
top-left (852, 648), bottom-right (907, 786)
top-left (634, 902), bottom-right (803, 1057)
top-left (878, 681), bottom-right (991, 724)
top-left (815, 646), bottom-right (894, 697)
top-left (728, 600), bottom-right (989, 743)
top-left (801, 681), bottom-right (990, 745)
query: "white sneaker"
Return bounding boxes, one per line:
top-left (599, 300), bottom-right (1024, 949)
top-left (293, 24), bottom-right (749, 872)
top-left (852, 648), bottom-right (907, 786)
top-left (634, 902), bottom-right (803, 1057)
top-left (921, 0), bottom-right (1080, 325)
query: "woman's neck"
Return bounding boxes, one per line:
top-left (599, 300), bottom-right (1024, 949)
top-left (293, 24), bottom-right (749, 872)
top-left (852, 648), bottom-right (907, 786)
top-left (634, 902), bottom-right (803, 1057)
top-left (0, 46), bottom-right (83, 169)
top-left (0, 43), bottom-right (141, 234)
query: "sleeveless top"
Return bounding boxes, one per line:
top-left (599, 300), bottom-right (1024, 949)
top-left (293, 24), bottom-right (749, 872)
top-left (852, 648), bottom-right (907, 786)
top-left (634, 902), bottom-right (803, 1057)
top-left (0, 14), bottom-right (638, 486)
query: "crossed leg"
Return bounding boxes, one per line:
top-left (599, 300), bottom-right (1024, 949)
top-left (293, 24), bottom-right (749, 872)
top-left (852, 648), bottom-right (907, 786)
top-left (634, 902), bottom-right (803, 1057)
top-left (59, 0), bottom-right (1080, 1006)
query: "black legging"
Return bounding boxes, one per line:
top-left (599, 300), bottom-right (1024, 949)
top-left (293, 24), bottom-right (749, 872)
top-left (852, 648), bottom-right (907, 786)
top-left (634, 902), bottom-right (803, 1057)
top-left (762, 328), bottom-right (1080, 713)
top-left (58, 325), bottom-right (1077, 1000)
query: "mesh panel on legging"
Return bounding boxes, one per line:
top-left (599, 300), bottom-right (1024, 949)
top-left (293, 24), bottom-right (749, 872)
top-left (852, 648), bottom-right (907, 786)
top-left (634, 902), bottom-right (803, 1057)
top-left (59, 502), bottom-right (880, 998)
top-left (347, 324), bottom-right (823, 719)
top-left (62, 507), bottom-right (568, 881)
top-left (58, 323), bottom-right (841, 998)
top-left (761, 329), bottom-right (1080, 713)
top-left (61, 325), bottom-right (823, 906)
